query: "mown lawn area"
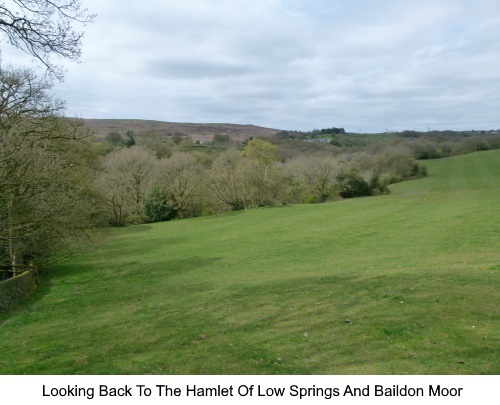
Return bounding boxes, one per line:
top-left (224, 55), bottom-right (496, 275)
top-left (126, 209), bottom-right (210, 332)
top-left (0, 150), bottom-right (498, 374)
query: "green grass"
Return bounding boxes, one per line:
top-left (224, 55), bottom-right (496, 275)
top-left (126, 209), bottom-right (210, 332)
top-left (1, 150), bottom-right (499, 374)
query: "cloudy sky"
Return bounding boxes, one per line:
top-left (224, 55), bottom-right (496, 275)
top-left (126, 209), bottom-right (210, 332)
top-left (4, 0), bottom-right (500, 132)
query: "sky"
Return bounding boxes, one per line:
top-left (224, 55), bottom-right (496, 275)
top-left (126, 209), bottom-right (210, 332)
top-left (3, 0), bottom-right (500, 132)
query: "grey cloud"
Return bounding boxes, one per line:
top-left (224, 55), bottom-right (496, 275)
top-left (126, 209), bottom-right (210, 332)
top-left (148, 59), bottom-right (250, 79)
top-left (30, 0), bottom-right (498, 131)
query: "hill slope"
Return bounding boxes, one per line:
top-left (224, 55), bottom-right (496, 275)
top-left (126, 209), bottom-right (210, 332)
top-left (83, 119), bottom-right (280, 142)
top-left (0, 150), bottom-right (498, 374)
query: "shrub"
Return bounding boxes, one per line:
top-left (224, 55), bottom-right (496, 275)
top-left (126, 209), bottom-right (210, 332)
top-left (144, 186), bottom-right (177, 223)
top-left (369, 175), bottom-right (389, 195)
top-left (336, 170), bottom-right (372, 198)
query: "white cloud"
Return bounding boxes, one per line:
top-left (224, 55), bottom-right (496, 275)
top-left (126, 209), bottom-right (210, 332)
top-left (3, 0), bottom-right (499, 131)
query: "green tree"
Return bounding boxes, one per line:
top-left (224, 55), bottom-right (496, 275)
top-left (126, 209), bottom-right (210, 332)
top-left (212, 134), bottom-right (231, 145)
top-left (144, 186), bottom-right (177, 223)
top-left (105, 131), bottom-right (125, 149)
top-left (172, 132), bottom-right (185, 145)
top-left (138, 130), bottom-right (173, 158)
top-left (244, 138), bottom-right (279, 166)
top-left (0, 2), bottom-right (97, 278)
top-left (336, 170), bottom-right (372, 199)
top-left (0, 66), bottom-right (101, 275)
top-left (178, 137), bottom-right (194, 152)
top-left (125, 132), bottom-right (136, 147)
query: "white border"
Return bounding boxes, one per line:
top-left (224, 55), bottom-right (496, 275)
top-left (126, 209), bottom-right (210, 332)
top-left (1, 375), bottom-right (498, 404)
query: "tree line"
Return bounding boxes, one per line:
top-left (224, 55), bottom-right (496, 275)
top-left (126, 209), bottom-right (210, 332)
top-left (95, 136), bottom-right (427, 226)
top-left (0, 67), bottom-right (102, 279)
top-left (93, 122), bottom-right (500, 228)
top-left (0, 0), bottom-right (95, 280)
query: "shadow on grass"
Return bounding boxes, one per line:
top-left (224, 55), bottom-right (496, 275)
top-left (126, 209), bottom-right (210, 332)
top-left (0, 254), bottom-right (222, 323)
top-left (114, 224), bottom-right (155, 234)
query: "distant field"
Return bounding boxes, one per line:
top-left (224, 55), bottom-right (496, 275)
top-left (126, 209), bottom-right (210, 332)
top-left (0, 150), bottom-right (498, 374)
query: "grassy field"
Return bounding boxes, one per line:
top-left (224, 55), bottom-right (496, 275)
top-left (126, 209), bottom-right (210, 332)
top-left (0, 150), bottom-right (498, 374)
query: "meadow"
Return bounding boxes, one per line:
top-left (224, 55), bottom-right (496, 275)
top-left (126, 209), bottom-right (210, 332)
top-left (0, 150), bottom-right (498, 374)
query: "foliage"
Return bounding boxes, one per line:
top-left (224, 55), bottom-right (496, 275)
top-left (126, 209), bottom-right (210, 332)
top-left (336, 170), bottom-right (373, 198)
top-left (208, 149), bottom-right (248, 211)
top-left (105, 131), bottom-right (124, 149)
top-left (138, 130), bottom-right (173, 158)
top-left (97, 146), bottom-right (156, 225)
top-left (244, 138), bottom-right (279, 165)
top-left (369, 175), bottom-right (389, 195)
top-left (171, 132), bottom-right (185, 145)
top-left (0, 66), bottom-right (101, 275)
top-left (177, 137), bottom-right (194, 152)
top-left (143, 186), bottom-right (177, 223)
top-left (92, 125), bottom-right (498, 224)
top-left (212, 134), bottom-right (231, 145)
top-left (319, 126), bottom-right (345, 134)
top-left (156, 152), bottom-right (203, 218)
top-left (124, 132), bottom-right (135, 147)
top-left (284, 153), bottom-right (340, 203)
top-left (396, 130), bottom-right (500, 159)
top-left (243, 139), bottom-right (282, 207)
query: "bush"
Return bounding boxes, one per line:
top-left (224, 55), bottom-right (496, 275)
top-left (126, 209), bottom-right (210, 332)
top-left (414, 163), bottom-right (428, 178)
top-left (144, 186), bottom-right (177, 223)
top-left (336, 170), bottom-right (372, 198)
top-left (369, 175), bottom-right (389, 195)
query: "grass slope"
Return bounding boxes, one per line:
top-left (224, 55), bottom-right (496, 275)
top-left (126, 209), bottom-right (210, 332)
top-left (1, 150), bottom-right (499, 374)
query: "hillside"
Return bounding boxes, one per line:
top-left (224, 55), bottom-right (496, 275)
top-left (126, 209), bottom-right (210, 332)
top-left (83, 119), bottom-right (281, 142)
top-left (0, 150), bottom-right (498, 374)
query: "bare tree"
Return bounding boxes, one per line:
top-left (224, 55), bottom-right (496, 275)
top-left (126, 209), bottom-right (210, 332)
top-left (0, 0), bottom-right (95, 80)
top-left (208, 148), bottom-right (248, 211)
top-left (373, 145), bottom-right (419, 180)
top-left (157, 152), bottom-right (202, 218)
top-left (244, 139), bottom-right (282, 207)
top-left (285, 153), bottom-right (341, 203)
top-left (98, 146), bottom-right (157, 225)
top-left (138, 130), bottom-right (173, 158)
